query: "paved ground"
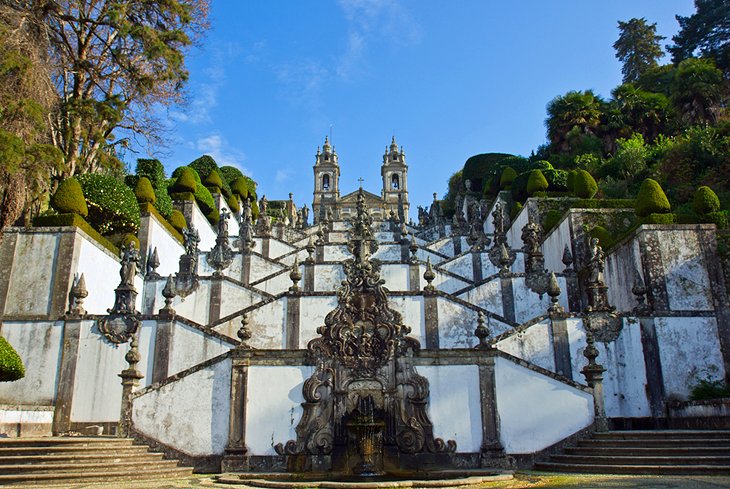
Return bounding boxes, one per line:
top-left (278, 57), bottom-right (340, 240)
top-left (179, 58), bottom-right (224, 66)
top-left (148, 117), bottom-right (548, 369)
top-left (8, 473), bottom-right (730, 489)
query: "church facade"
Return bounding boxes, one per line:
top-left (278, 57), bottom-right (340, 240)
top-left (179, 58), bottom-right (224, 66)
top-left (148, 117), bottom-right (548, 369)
top-left (312, 136), bottom-right (410, 223)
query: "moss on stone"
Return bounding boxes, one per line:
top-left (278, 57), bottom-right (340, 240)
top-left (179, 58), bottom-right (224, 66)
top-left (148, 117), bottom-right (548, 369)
top-left (635, 178), bottom-right (671, 217)
top-left (51, 178), bottom-right (88, 218)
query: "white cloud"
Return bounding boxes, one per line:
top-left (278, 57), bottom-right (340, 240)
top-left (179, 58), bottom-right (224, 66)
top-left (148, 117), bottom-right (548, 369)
top-left (195, 133), bottom-right (252, 176)
top-left (273, 60), bottom-right (329, 106)
top-left (275, 168), bottom-right (292, 184)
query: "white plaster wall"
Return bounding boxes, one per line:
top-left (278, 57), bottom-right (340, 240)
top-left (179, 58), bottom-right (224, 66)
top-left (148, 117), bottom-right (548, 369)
top-left (145, 215), bottom-right (184, 277)
top-left (506, 205), bottom-right (530, 251)
top-left (324, 245), bottom-right (352, 262)
top-left (71, 320), bottom-right (151, 422)
top-left (372, 244), bottom-right (401, 261)
top-left (248, 301), bottom-right (286, 349)
top-left (415, 248), bottom-right (446, 265)
top-left (659, 230), bottom-right (713, 311)
top-left (250, 254), bottom-right (286, 282)
top-left (605, 237), bottom-right (643, 312)
top-left (314, 264), bottom-right (346, 291)
top-left (0, 321), bottom-right (63, 405)
top-left (5, 233), bottom-right (58, 316)
top-left (387, 296), bottom-right (424, 344)
top-left (246, 366), bottom-right (314, 455)
top-left (190, 202), bottom-right (217, 253)
top-left (495, 357), bottom-right (593, 453)
top-left (254, 270), bottom-right (291, 295)
top-left (299, 296), bottom-right (338, 346)
top-left (542, 216), bottom-right (572, 275)
top-left (381, 264), bottom-right (408, 291)
top-left (133, 356), bottom-right (231, 456)
top-left (278, 248), bottom-right (310, 266)
top-left (512, 276), bottom-right (568, 324)
top-left (419, 365), bottom-right (481, 452)
top-left (268, 238), bottom-right (296, 259)
top-left (440, 255), bottom-right (473, 282)
top-left (374, 232), bottom-right (395, 242)
top-left (459, 280), bottom-right (503, 318)
top-left (219, 281), bottom-right (264, 319)
top-left (172, 281), bottom-right (211, 325)
top-left (655, 316), bottom-right (726, 399)
top-left (496, 320), bottom-right (555, 372)
top-left (167, 321), bottom-right (232, 376)
top-left (436, 298), bottom-right (510, 347)
top-left (426, 238), bottom-right (454, 258)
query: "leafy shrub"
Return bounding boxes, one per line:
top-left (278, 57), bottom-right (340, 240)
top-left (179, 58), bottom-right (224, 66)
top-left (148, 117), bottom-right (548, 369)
top-left (51, 178), bottom-right (88, 217)
top-left (702, 211), bottom-right (728, 229)
top-left (543, 169), bottom-right (569, 191)
top-left (499, 167), bottom-right (517, 189)
top-left (205, 169), bottom-right (224, 194)
top-left (641, 213), bottom-right (675, 224)
top-left (0, 336), bottom-right (25, 382)
top-left (172, 165), bottom-right (201, 184)
top-left (573, 170), bottom-right (598, 199)
top-left (544, 209), bottom-right (563, 233)
top-left (566, 170), bottom-right (576, 192)
top-left (635, 178), bottom-right (671, 217)
top-left (188, 155), bottom-right (217, 181)
top-left (693, 186), bottom-right (721, 215)
top-left (169, 209), bottom-right (187, 233)
top-left (531, 160), bottom-right (554, 171)
top-left (689, 378), bottom-right (730, 401)
top-left (227, 194), bottom-right (241, 213)
top-left (134, 177), bottom-right (156, 204)
top-left (462, 153), bottom-right (516, 192)
top-left (590, 226), bottom-right (613, 248)
top-left (527, 170), bottom-right (549, 196)
top-left (154, 182), bottom-right (173, 219)
top-left (135, 159), bottom-right (166, 188)
top-left (219, 166), bottom-right (244, 185)
top-left (171, 167), bottom-right (198, 193)
top-left (77, 174), bottom-right (140, 235)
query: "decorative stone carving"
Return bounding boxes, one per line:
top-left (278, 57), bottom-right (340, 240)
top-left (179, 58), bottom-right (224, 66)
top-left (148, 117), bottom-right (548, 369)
top-left (176, 225), bottom-right (200, 297)
top-left (408, 235), bottom-right (419, 264)
top-left (474, 311), bottom-right (491, 349)
top-left (159, 275), bottom-right (176, 317)
top-left (581, 332), bottom-right (608, 432)
top-left (66, 273), bottom-right (88, 318)
top-left (305, 236), bottom-right (316, 265)
top-left (489, 241), bottom-right (515, 275)
top-left (289, 256), bottom-right (302, 292)
top-left (423, 257), bottom-right (436, 294)
top-left (238, 200), bottom-right (255, 253)
top-left (275, 189), bottom-right (455, 471)
top-left (236, 313), bottom-right (252, 349)
top-left (582, 237), bottom-right (622, 342)
top-left (145, 247), bottom-right (160, 280)
top-left (522, 218), bottom-right (550, 296)
top-left (208, 209), bottom-right (234, 276)
top-left (632, 272), bottom-right (651, 315)
top-left (99, 244), bottom-right (141, 344)
top-left (562, 244), bottom-right (574, 273)
top-left (256, 195), bottom-right (271, 237)
top-left (547, 272), bottom-right (564, 314)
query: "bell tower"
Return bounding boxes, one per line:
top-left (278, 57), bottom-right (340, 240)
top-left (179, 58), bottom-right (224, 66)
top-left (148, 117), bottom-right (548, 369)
top-left (313, 136), bottom-right (340, 224)
top-left (381, 136), bottom-right (409, 220)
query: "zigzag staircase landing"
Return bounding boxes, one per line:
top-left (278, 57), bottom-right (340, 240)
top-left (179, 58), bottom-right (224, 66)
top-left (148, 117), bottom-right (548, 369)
top-left (0, 437), bottom-right (193, 486)
top-left (535, 430), bottom-right (730, 475)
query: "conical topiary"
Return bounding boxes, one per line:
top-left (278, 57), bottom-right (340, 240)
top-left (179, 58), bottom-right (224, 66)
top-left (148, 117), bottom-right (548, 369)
top-left (573, 169), bottom-right (598, 199)
top-left (526, 169), bottom-right (549, 196)
top-left (134, 176), bottom-right (156, 204)
top-left (635, 178), bottom-right (671, 217)
top-left (51, 178), bottom-right (88, 217)
top-left (499, 167), bottom-right (517, 190)
top-left (169, 209), bottom-right (187, 233)
top-left (0, 336), bottom-right (25, 382)
top-left (171, 167), bottom-right (198, 193)
top-left (693, 186), bottom-right (721, 216)
top-left (204, 169), bottom-right (224, 195)
top-left (227, 194), bottom-right (241, 214)
top-left (231, 176), bottom-right (250, 200)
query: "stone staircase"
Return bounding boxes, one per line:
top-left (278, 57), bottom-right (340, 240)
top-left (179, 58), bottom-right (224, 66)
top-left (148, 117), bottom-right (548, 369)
top-left (0, 437), bottom-right (193, 486)
top-left (535, 430), bottom-right (730, 475)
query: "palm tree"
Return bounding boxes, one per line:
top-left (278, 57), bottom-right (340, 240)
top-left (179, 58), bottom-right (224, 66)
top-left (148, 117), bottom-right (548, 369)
top-left (545, 90), bottom-right (604, 152)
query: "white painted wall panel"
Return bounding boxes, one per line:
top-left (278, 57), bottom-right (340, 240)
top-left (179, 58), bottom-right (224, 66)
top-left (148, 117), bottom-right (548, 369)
top-left (5, 233), bottom-right (58, 316)
top-left (146, 216), bottom-right (184, 277)
top-left (496, 320), bottom-right (555, 372)
top-left (168, 322), bottom-right (231, 376)
top-left (299, 296), bottom-right (338, 346)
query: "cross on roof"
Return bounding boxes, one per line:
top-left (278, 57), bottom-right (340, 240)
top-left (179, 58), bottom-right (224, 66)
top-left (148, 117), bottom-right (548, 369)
top-left (358, 177), bottom-right (364, 188)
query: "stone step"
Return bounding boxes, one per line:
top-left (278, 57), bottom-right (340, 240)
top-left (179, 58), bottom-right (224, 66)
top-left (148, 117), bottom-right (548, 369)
top-left (0, 444), bottom-right (152, 457)
top-left (0, 459), bottom-right (181, 475)
top-left (565, 446), bottom-right (730, 457)
top-left (578, 438), bottom-right (730, 448)
top-left (534, 462), bottom-right (730, 475)
top-left (0, 452), bottom-right (165, 465)
top-left (0, 437), bottom-right (134, 448)
top-left (593, 430), bottom-right (730, 439)
top-left (0, 466), bottom-right (194, 486)
top-left (551, 454), bottom-right (730, 466)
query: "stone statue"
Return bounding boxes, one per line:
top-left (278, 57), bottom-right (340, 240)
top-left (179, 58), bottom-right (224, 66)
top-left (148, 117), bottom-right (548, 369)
top-left (219, 208), bottom-right (230, 236)
top-left (588, 237), bottom-right (606, 284)
top-left (259, 195), bottom-right (268, 215)
top-left (183, 225), bottom-right (200, 257)
top-left (301, 204), bottom-right (309, 227)
top-left (119, 245), bottom-right (140, 287)
top-left (242, 199), bottom-right (252, 223)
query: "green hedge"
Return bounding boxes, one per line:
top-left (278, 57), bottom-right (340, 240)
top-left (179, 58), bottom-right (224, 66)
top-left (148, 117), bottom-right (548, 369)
top-left (527, 170), bottom-right (549, 196)
top-left (205, 168), bottom-right (224, 195)
top-left (154, 181), bottom-right (173, 219)
top-left (635, 178), bottom-right (671, 218)
top-left (640, 212), bottom-right (675, 224)
top-left (135, 159), bottom-right (166, 188)
top-left (219, 166), bottom-right (244, 185)
top-left (33, 213), bottom-right (119, 255)
top-left (189, 155), bottom-right (232, 197)
top-left (543, 169), bottom-right (569, 192)
top-left (77, 174), bottom-right (140, 235)
top-left (573, 170), bottom-right (597, 199)
top-left (571, 198), bottom-right (635, 209)
top-left (0, 336), bottom-right (24, 382)
top-left (590, 225), bottom-right (614, 248)
top-left (544, 209), bottom-right (564, 233)
top-left (134, 177), bottom-right (156, 204)
top-left (499, 167), bottom-right (517, 189)
top-left (168, 209), bottom-right (187, 234)
top-left (693, 186), bottom-right (721, 215)
top-left (51, 178), bottom-right (88, 217)
top-left (171, 167), bottom-right (198, 193)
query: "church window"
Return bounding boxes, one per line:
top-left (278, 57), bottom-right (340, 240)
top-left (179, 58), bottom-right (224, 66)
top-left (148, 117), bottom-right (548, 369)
top-left (323, 174), bottom-right (330, 190)
top-left (391, 174), bottom-right (399, 189)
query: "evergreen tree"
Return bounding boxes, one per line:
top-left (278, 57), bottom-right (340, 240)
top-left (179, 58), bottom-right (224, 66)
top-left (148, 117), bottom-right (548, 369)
top-left (613, 18), bottom-right (665, 83)
top-left (669, 0), bottom-right (730, 75)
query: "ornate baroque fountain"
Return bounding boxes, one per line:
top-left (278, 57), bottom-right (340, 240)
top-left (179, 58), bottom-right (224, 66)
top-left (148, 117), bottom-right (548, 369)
top-left (275, 189), bottom-right (456, 475)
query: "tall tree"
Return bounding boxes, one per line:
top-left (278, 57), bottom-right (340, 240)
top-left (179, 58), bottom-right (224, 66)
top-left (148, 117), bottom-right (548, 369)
top-left (671, 57), bottom-right (725, 125)
top-left (545, 90), bottom-right (604, 153)
top-left (669, 0), bottom-right (730, 75)
top-left (613, 18), bottom-right (665, 83)
top-left (3, 0), bottom-right (209, 179)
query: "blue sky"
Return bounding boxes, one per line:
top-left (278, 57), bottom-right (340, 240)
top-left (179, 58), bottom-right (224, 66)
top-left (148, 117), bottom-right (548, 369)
top-left (142, 0), bottom-right (695, 210)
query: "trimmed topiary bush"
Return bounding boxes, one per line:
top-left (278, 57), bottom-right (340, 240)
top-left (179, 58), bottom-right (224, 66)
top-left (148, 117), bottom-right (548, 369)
top-left (169, 209), bottom-right (187, 233)
top-left (172, 166), bottom-right (201, 184)
top-left (573, 170), bottom-right (598, 199)
top-left (510, 201), bottom-right (523, 220)
top-left (227, 194), bottom-right (241, 214)
top-left (641, 213), bottom-right (675, 224)
top-left (0, 336), bottom-right (25, 382)
top-left (526, 170), bottom-right (549, 196)
top-left (51, 178), bottom-right (88, 217)
top-left (205, 169), bottom-right (224, 194)
top-left (171, 167), bottom-right (198, 194)
top-left (499, 167), bottom-right (517, 189)
top-left (134, 177), bottom-right (156, 204)
top-left (590, 225), bottom-right (613, 248)
top-left (635, 178), bottom-right (671, 218)
top-left (251, 200), bottom-right (260, 220)
top-left (220, 166), bottom-right (244, 185)
top-left (77, 174), bottom-right (141, 235)
top-left (703, 211), bottom-right (729, 229)
top-left (544, 209), bottom-right (564, 233)
top-left (135, 159), bottom-right (166, 189)
top-left (188, 155), bottom-right (218, 181)
top-left (693, 186), bottom-right (721, 215)
top-left (231, 176), bottom-right (250, 200)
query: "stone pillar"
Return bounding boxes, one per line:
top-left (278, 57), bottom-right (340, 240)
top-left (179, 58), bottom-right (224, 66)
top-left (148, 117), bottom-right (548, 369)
top-left (0, 232), bottom-right (18, 316)
top-left (452, 236), bottom-right (462, 256)
top-left (118, 335), bottom-right (144, 438)
top-left (581, 334), bottom-right (608, 432)
top-left (550, 315), bottom-right (573, 380)
top-left (639, 317), bottom-right (666, 420)
top-left (52, 318), bottom-right (82, 435)
top-left (209, 276), bottom-right (223, 323)
top-left (472, 252), bottom-right (483, 283)
top-left (499, 276), bottom-right (515, 324)
top-left (174, 199), bottom-right (196, 233)
top-left (152, 318), bottom-right (174, 384)
top-left (304, 262), bottom-right (315, 292)
top-left (49, 232), bottom-right (81, 318)
top-left (423, 294), bottom-right (439, 349)
top-left (241, 253), bottom-right (251, 286)
top-left (408, 263), bottom-right (420, 292)
top-left (260, 237), bottom-right (270, 259)
top-left (639, 231), bottom-right (669, 312)
top-left (477, 352), bottom-right (506, 467)
top-left (286, 294), bottom-right (300, 349)
top-left (222, 350), bottom-right (251, 472)
top-left (315, 243), bottom-right (324, 264)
